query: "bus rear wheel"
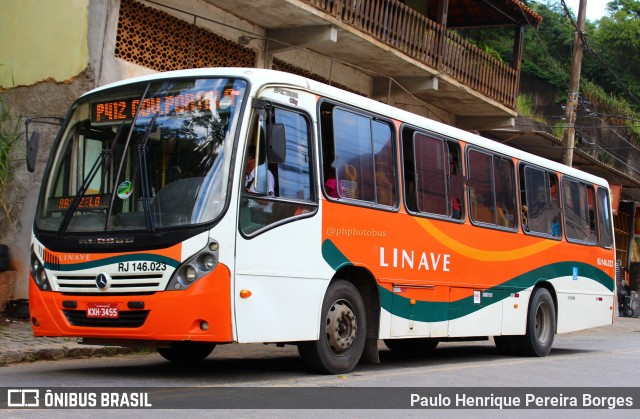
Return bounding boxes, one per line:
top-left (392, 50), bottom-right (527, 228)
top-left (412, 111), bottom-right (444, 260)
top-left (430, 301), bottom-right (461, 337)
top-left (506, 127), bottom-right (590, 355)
top-left (518, 287), bottom-right (555, 357)
top-left (384, 338), bottom-right (438, 355)
top-left (298, 280), bottom-right (366, 374)
top-left (157, 342), bottom-right (215, 364)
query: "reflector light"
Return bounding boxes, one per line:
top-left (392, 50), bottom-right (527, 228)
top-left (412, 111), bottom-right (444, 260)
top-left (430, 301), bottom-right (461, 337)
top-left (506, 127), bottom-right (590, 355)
top-left (240, 289), bottom-right (252, 298)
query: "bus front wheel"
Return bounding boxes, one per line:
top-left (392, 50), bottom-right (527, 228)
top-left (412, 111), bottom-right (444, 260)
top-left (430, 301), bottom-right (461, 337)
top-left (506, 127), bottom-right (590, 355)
top-left (298, 280), bottom-right (366, 374)
top-left (157, 341), bottom-right (215, 364)
top-left (518, 287), bottom-right (555, 357)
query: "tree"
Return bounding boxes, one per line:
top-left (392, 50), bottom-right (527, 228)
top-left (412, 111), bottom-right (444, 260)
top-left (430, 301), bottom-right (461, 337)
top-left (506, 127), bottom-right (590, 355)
top-left (584, 0), bottom-right (640, 108)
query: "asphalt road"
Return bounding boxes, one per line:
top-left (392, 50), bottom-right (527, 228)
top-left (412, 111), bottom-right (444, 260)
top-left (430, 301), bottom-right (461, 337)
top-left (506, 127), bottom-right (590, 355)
top-left (1, 318), bottom-right (639, 417)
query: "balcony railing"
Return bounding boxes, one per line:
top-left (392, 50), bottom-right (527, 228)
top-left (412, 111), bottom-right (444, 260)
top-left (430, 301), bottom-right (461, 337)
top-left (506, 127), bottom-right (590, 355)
top-left (304, 0), bottom-right (518, 109)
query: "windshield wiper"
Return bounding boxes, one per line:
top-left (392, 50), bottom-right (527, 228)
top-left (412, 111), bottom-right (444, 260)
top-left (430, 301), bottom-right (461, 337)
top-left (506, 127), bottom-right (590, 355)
top-left (105, 83), bottom-right (158, 233)
top-left (101, 121), bottom-right (128, 232)
top-left (57, 149), bottom-right (111, 236)
top-left (137, 113), bottom-right (158, 234)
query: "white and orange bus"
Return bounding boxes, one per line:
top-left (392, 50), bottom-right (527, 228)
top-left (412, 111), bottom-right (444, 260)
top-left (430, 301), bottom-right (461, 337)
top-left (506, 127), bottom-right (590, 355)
top-left (28, 68), bottom-right (615, 374)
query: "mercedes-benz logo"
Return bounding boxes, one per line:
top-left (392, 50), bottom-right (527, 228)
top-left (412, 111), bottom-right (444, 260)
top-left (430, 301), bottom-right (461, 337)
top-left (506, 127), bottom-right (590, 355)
top-left (95, 273), bottom-right (110, 289)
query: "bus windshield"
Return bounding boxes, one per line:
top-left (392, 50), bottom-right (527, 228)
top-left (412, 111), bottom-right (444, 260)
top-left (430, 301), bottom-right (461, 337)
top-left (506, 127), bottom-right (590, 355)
top-left (35, 77), bottom-right (247, 233)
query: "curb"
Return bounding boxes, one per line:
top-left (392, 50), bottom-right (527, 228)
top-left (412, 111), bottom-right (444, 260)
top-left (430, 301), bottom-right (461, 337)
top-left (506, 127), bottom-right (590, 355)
top-left (0, 318), bottom-right (146, 367)
top-left (0, 345), bottom-right (141, 367)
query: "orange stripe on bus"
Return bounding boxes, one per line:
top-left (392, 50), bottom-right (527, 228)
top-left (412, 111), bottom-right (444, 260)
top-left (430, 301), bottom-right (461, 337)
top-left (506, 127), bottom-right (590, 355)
top-left (414, 218), bottom-right (559, 262)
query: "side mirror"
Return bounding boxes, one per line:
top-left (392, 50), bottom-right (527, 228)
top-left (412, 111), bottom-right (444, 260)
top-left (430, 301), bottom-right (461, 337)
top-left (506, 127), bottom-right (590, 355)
top-left (267, 123), bottom-right (286, 164)
top-left (26, 131), bottom-right (40, 173)
top-left (24, 116), bottom-right (63, 172)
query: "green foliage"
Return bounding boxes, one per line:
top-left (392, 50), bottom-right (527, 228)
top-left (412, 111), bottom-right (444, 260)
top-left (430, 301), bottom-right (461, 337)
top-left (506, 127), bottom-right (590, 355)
top-left (519, 1), bottom-right (576, 94)
top-left (552, 122), bottom-right (566, 139)
top-left (582, 80), bottom-right (640, 143)
top-left (516, 93), bottom-right (549, 124)
top-left (516, 94), bottom-right (534, 116)
top-left (456, 27), bottom-right (511, 63)
top-left (584, 0), bottom-right (640, 109)
top-left (598, 149), bottom-right (614, 165)
top-left (477, 1), bottom-right (640, 109)
top-left (459, 33), bottom-right (506, 62)
top-left (477, 0), bottom-right (640, 147)
top-left (0, 94), bottom-right (22, 228)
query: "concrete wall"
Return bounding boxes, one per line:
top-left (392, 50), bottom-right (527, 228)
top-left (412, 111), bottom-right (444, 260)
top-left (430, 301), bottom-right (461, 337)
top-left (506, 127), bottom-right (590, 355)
top-left (2, 74), bottom-right (96, 300)
top-left (0, 0), bottom-right (90, 88)
top-left (0, 0), bottom-right (99, 301)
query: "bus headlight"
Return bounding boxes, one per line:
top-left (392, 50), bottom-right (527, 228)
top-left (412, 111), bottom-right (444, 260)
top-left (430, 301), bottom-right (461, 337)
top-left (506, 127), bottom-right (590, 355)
top-left (167, 239), bottom-right (219, 290)
top-left (30, 248), bottom-right (52, 291)
top-left (185, 266), bottom-right (197, 282)
top-left (198, 253), bottom-right (217, 271)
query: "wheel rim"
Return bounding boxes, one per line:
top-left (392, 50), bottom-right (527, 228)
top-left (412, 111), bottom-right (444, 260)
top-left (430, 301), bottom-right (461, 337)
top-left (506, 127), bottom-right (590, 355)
top-left (534, 300), bottom-right (552, 344)
top-left (325, 299), bottom-right (357, 355)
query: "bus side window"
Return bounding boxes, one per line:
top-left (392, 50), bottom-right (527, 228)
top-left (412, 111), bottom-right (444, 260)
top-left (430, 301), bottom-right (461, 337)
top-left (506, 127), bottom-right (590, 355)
top-left (548, 174), bottom-right (561, 237)
top-left (521, 165), bottom-right (561, 238)
top-left (587, 186), bottom-right (598, 243)
top-left (448, 142), bottom-right (464, 220)
top-left (468, 149), bottom-right (515, 228)
top-left (597, 187), bottom-right (613, 248)
top-left (494, 157), bottom-right (516, 228)
top-left (373, 121), bottom-right (395, 206)
top-left (414, 132), bottom-right (448, 215)
top-left (240, 106), bottom-right (315, 235)
top-left (562, 178), bottom-right (593, 243)
top-left (320, 101), bottom-right (397, 207)
top-left (402, 128), bottom-right (463, 220)
top-left (401, 127), bottom-right (418, 212)
top-left (468, 150), bottom-right (495, 224)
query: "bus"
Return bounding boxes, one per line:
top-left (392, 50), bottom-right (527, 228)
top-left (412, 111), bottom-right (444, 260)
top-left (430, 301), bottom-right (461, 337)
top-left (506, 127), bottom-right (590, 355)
top-left (28, 68), bottom-right (615, 374)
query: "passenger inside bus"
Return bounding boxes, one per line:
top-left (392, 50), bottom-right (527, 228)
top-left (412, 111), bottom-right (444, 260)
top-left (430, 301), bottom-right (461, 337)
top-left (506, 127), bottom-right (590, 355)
top-left (527, 178), bottom-right (560, 237)
top-left (448, 147), bottom-right (463, 219)
top-left (323, 147), bottom-right (339, 198)
top-left (245, 149), bottom-right (274, 196)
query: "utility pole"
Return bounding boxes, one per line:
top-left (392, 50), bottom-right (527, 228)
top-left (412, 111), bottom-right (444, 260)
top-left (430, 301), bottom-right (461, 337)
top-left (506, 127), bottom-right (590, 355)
top-left (561, 0), bottom-right (587, 167)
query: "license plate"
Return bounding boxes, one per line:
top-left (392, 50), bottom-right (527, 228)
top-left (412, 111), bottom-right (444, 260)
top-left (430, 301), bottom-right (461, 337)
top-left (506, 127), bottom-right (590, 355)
top-left (86, 303), bottom-right (119, 318)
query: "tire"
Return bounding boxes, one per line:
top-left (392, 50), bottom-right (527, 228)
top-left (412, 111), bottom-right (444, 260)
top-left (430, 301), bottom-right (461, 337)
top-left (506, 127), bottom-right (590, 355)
top-left (0, 255), bottom-right (8, 272)
top-left (517, 287), bottom-right (555, 357)
top-left (298, 280), bottom-right (367, 374)
top-left (0, 244), bottom-right (8, 256)
top-left (625, 308), bottom-right (634, 318)
top-left (157, 342), bottom-right (215, 364)
top-left (384, 338), bottom-right (438, 355)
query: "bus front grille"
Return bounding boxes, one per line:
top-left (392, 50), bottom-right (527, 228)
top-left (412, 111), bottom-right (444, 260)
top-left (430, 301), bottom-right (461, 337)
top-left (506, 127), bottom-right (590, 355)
top-left (53, 273), bottom-right (164, 293)
top-left (63, 310), bottom-right (150, 328)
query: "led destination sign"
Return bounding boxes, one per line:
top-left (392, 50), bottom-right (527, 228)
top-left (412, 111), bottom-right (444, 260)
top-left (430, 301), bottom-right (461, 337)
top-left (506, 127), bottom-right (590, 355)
top-left (91, 88), bottom-right (239, 124)
top-left (48, 194), bottom-right (110, 212)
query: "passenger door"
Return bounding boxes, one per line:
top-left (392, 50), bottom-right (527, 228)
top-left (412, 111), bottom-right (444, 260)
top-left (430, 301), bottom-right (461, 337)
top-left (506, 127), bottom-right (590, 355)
top-left (234, 90), bottom-right (327, 343)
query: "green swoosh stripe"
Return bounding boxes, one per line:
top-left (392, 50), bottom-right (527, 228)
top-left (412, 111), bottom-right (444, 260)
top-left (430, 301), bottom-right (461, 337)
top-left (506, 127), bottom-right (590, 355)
top-left (380, 261), bottom-right (614, 322)
top-left (321, 239), bottom-right (613, 322)
top-left (45, 254), bottom-right (180, 271)
top-left (322, 239), bottom-right (352, 270)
